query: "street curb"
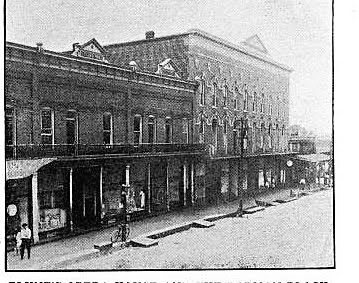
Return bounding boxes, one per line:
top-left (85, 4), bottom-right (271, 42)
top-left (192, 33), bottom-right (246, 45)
top-left (35, 188), bottom-right (331, 269)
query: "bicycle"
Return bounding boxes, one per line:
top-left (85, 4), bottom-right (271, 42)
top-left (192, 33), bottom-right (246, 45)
top-left (110, 216), bottom-right (130, 243)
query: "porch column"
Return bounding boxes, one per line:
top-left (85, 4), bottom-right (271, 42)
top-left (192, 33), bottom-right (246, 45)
top-left (183, 163), bottom-right (187, 206)
top-left (31, 172), bottom-right (40, 243)
top-left (147, 163), bottom-right (151, 214)
top-left (99, 166), bottom-right (104, 220)
top-left (125, 164), bottom-right (130, 186)
top-left (69, 168), bottom-right (74, 232)
top-left (166, 161), bottom-right (170, 211)
top-left (191, 162), bottom-right (195, 205)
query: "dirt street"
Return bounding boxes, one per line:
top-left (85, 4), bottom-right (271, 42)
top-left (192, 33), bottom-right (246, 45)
top-left (67, 189), bottom-right (334, 269)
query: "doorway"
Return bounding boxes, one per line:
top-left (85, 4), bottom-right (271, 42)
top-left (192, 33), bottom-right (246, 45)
top-left (72, 167), bottom-right (100, 229)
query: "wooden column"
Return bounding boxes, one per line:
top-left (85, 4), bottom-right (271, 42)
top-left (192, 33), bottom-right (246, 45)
top-left (31, 172), bottom-right (40, 243)
top-left (125, 164), bottom-right (130, 186)
top-left (69, 168), bottom-right (74, 232)
top-left (166, 161), bottom-right (170, 211)
top-left (147, 163), bottom-right (151, 214)
top-left (191, 162), bottom-right (195, 205)
top-left (183, 163), bottom-right (187, 206)
top-left (99, 166), bottom-right (104, 220)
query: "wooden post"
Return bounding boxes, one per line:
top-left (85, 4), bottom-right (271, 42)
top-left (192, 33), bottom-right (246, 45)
top-left (99, 166), bottom-right (103, 220)
top-left (31, 172), bottom-right (39, 243)
top-left (191, 162), bottom-right (195, 205)
top-left (166, 161), bottom-right (170, 211)
top-left (147, 163), bottom-right (151, 214)
top-left (69, 168), bottom-right (74, 232)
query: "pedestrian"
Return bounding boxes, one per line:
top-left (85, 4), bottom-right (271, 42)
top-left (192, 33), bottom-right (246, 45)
top-left (15, 227), bottom-right (22, 256)
top-left (300, 178), bottom-right (306, 191)
top-left (140, 189), bottom-right (146, 209)
top-left (20, 223), bottom-right (31, 260)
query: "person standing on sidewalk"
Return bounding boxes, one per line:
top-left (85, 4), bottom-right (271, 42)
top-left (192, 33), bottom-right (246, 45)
top-left (20, 223), bottom-right (31, 260)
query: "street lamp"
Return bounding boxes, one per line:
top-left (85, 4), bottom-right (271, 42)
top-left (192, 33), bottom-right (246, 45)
top-left (286, 160), bottom-right (293, 196)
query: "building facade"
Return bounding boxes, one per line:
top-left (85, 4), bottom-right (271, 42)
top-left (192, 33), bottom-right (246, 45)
top-left (5, 29), bottom-right (295, 246)
top-left (5, 40), bottom-right (205, 245)
top-left (105, 29), bottom-right (294, 201)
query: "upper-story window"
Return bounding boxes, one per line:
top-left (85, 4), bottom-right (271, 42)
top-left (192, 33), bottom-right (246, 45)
top-left (244, 87), bottom-right (248, 111)
top-left (182, 118), bottom-right (189, 144)
top-left (212, 118), bottom-right (218, 150)
top-left (66, 110), bottom-right (78, 145)
top-left (269, 95), bottom-right (273, 116)
top-left (5, 106), bottom-right (15, 146)
top-left (282, 125), bottom-right (285, 136)
top-left (199, 117), bottom-right (205, 143)
top-left (148, 116), bottom-right (156, 143)
top-left (223, 85), bottom-right (228, 108)
top-left (200, 80), bottom-right (206, 106)
top-left (165, 117), bottom-right (172, 143)
top-left (133, 115), bottom-right (142, 144)
top-left (234, 87), bottom-right (239, 110)
top-left (277, 97), bottom-right (280, 117)
top-left (212, 82), bottom-right (218, 107)
top-left (260, 93), bottom-right (264, 113)
top-left (252, 91), bottom-right (257, 112)
top-left (103, 112), bottom-right (113, 145)
top-left (41, 108), bottom-right (54, 145)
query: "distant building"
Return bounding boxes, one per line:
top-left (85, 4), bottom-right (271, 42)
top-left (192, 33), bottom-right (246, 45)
top-left (288, 125), bottom-right (316, 154)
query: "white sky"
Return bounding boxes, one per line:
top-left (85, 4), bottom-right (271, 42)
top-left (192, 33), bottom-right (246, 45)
top-left (5, 0), bottom-right (332, 135)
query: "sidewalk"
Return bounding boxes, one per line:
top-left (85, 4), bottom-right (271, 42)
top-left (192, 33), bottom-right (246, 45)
top-left (6, 187), bottom-right (302, 270)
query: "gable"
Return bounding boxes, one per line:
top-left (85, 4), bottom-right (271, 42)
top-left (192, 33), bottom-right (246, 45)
top-left (156, 58), bottom-right (180, 78)
top-left (241, 35), bottom-right (268, 54)
top-left (71, 38), bottom-right (108, 62)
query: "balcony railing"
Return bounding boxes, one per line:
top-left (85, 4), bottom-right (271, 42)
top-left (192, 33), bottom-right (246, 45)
top-left (5, 143), bottom-right (208, 160)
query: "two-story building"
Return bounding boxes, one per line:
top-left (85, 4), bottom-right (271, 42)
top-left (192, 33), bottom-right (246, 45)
top-left (5, 39), bottom-right (206, 245)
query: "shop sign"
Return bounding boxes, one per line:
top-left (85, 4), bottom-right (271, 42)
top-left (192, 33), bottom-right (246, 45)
top-left (39, 208), bottom-right (66, 232)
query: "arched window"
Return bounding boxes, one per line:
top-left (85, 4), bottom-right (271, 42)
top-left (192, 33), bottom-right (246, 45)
top-left (269, 95), bottom-right (273, 116)
top-left (234, 87), bottom-right (239, 110)
top-left (277, 97), bottom-right (280, 117)
top-left (103, 112), bottom-right (113, 145)
top-left (223, 85), bottom-right (228, 107)
top-left (260, 93), bottom-right (264, 113)
top-left (200, 80), bottom-right (206, 106)
top-left (134, 115), bottom-right (142, 144)
top-left (66, 110), bottom-right (78, 145)
top-left (244, 87), bottom-right (248, 111)
top-left (199, 117), bottom-right (205, 143)
top-left (148, 115), bottom-right (156, 143)
top-left (212, 118), bottom-right (218, 150)
top-left (212, 82), bottom-right (217, 107)
top-left (165, 117), bottom-right (172, 143)
top-left (252, 91), bottom-right (257, 112)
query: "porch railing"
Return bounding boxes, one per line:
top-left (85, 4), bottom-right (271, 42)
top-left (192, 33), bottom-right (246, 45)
top-left (5, 143), bottom-right (208, 160)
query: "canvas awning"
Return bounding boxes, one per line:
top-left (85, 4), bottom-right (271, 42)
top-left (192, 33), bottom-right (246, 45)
top-left (6, 158), bottom-right (56, 180)
top-left (295, 153), bottom-right (331, 163)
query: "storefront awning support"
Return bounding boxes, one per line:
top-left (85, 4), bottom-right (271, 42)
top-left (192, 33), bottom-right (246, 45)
top-left (32, 172), bottom-right (40, 243)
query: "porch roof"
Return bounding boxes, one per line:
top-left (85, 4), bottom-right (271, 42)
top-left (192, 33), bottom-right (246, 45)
top-left (6, 158), bottom-right (56, 180)
top-left (295, 153), bottom-right (331, 163)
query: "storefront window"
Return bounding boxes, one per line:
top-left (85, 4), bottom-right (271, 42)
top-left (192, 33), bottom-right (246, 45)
top-left (38, 169), bottom-right (67, 234)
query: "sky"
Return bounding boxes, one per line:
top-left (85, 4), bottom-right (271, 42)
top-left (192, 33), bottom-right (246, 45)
top-left (5, 0), bottom-right (332, 136)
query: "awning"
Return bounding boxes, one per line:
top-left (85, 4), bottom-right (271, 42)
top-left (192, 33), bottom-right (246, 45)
top-left (6, 158), bottom-right (56, 180)
top-left (295, 153), bottom-right (331, 163)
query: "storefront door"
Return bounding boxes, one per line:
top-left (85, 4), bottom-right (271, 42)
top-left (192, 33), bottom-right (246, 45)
top-left (72, 167), bottom-right (100, 229)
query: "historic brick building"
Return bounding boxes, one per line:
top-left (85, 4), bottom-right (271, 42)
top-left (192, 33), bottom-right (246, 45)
top-left (5, 29), bottom-right (295, 246)
top-left (104, 29), bottom-right (293, 202)
top-left (5, 39), bottom-right (205, 244)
